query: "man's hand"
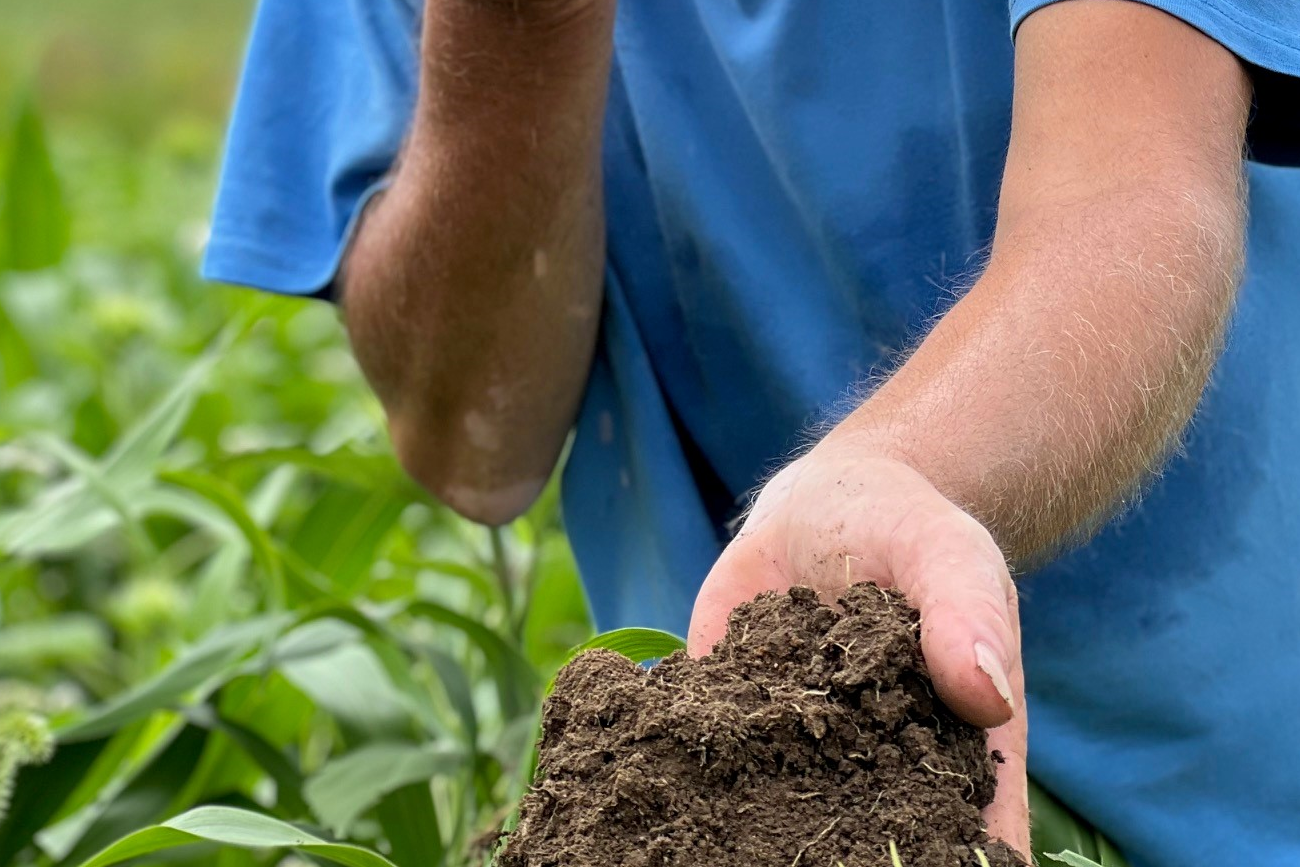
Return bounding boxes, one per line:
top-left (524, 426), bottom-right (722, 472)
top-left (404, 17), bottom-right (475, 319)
top-left (688, 441), bottom-right (1028, 852)
top-left (690, 1), bottom-right (1252, 857)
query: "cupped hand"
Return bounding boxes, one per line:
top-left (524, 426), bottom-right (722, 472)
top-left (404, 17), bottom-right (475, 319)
top-left (687, 438), bottom-right (1029, 855)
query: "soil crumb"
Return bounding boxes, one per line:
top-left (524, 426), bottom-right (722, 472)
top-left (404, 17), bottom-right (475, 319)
top-left (498, 585), bottom-right (1024, 867)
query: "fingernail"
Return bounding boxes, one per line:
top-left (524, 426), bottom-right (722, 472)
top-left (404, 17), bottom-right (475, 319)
top-left (974, 641), bottom-right (1015, 713)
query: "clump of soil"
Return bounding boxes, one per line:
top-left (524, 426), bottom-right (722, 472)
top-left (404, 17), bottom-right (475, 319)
top-left (498, 586), bottom-right (1024, 867)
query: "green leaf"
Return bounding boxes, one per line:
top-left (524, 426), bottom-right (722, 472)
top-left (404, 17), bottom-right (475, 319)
top-left (0, 737), bottom-right (107, 866)
top-left (0, 478), bottom-right (121, 558)
top-left (187, 546), bottom-right (253, 639)
top-left (199, 711), bottom-right (309, 817)
top-left (490, 711), bottom-right (542, 786)
top-left (132, 488), bottom-right (241, 545)
top-left (0, 337), bottom-right (225, 558)
top-left (417, 646), bottom-right (478, 748)
top-left (0, 296), bottom-right (37, 388)
top-left (168, 734), bottom-right (264, 821)
top-left (0, 92), bottom-right (70, 272)
top-left (267, 617), bottom-right (359, 666)
top-left (45, 724), bottom-right (209, 866)
top-left (303, 742), bottom-right (462, 837)
top-left (545, 629), bottom-right (686, 695)
top-left (375, 782), bottom-right (444, 867)
top-left (0, 614), bottom-right (110, 673)
top-left (364, 634), bottom-right (449, 740)
top-left (273, 543), bottom-right (343, 604)
top-left (25, 723), bottom-right (150, 842)
top-left (572, 628), bottom-right (686, 664)
top-left (276, 630), bottom-right (417, 741)
top-left (402, 558), bottom-right (499, 604)
top-left (24, 434), bottom-right (152, 556)
top-left (1029, 780), bottom-right (1130, 867)
top-left (1094, 835), bottom-right (1129, 867)
top-left (288, 485), bottom-right (406, 597)
top-left (404, 601), bottom-right (538, 720)
top-left (69, 806), bottom-right (398, 867)
top-left (1045, 854), bottom-right (1107, 867)
top-left (218, 446), bottom-right (408, 494)
top-left (98, 336), bottom-right (225, 487)
top-left (58, 615), bottom-right (287, 743)
top-left (522, 534), bottom-right (593, 678)
top-left (159, 469), bottom-right (285, 606)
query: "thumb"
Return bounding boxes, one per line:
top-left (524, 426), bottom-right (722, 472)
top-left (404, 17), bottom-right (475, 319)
top-left (687, 534), bottom-right (788, 657)
top-left (887, 501), bottom-right (1021, 730)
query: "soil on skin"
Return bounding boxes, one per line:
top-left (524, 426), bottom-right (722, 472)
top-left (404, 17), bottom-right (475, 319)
top-left (497, 586), bottom-right (1025, 867)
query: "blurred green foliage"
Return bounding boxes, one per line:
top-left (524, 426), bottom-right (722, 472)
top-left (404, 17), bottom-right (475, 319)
top-left (0, 3), bottom-right (594, 865)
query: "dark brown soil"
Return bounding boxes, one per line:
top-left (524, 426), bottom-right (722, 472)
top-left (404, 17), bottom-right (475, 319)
top-left (498, 585), bottom-right (1025, 867)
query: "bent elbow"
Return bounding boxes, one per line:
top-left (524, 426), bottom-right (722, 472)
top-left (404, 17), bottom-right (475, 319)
top-left (389, 415), bottom-right (545, 527)
top-left (436, 478), bottom-right (544, 527)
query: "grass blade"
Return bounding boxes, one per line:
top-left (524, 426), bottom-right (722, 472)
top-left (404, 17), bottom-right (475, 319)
top-left (69, 805), bottom-right (398, 867)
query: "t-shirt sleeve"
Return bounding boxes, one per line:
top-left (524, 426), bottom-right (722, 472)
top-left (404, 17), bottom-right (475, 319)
top-left (202, 0), bottom-right (421, 298)
top-left (1009, 0), bottom-right (1300, 166)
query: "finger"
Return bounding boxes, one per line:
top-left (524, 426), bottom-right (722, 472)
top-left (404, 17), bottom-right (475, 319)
top-left (888, 502), bottom-right (1022, 729)
top-left (687, 531), bottom-right (788, 657)
top-left (984, 709), bottom-right (1030, 858)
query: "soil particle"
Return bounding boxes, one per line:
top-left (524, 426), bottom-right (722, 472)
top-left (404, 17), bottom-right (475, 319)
top-left (498, 586), bottom-right (1025, 867)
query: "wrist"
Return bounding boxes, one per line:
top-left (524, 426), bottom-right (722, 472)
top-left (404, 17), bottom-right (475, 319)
top-left (750, 441), bottom-right (941, 537)
top-left (808, 424), bottom-right (935, 490)
top-left (799, 425), bottom-right (996, 542)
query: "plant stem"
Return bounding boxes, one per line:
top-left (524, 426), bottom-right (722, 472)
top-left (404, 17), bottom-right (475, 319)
top-left (488, 526), bottom-right (516, 631)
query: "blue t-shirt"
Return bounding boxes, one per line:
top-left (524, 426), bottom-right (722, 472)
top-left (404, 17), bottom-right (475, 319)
top-left (204, 2), bottom-right (1300, 865)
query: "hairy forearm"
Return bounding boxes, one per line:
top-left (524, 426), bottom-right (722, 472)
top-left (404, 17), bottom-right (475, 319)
top-left (343, 0), bottom-right (614, 524)
top-left (816, 2), bottom-right (1252, 567)
top-left (831, 184), bottom-right (1245, 564)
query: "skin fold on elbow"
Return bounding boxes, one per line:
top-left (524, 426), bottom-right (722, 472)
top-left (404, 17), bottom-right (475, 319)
top-left (388, 410), bottom-right (552, 527)
top-left (340, 250), bottom-right (566, 527)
